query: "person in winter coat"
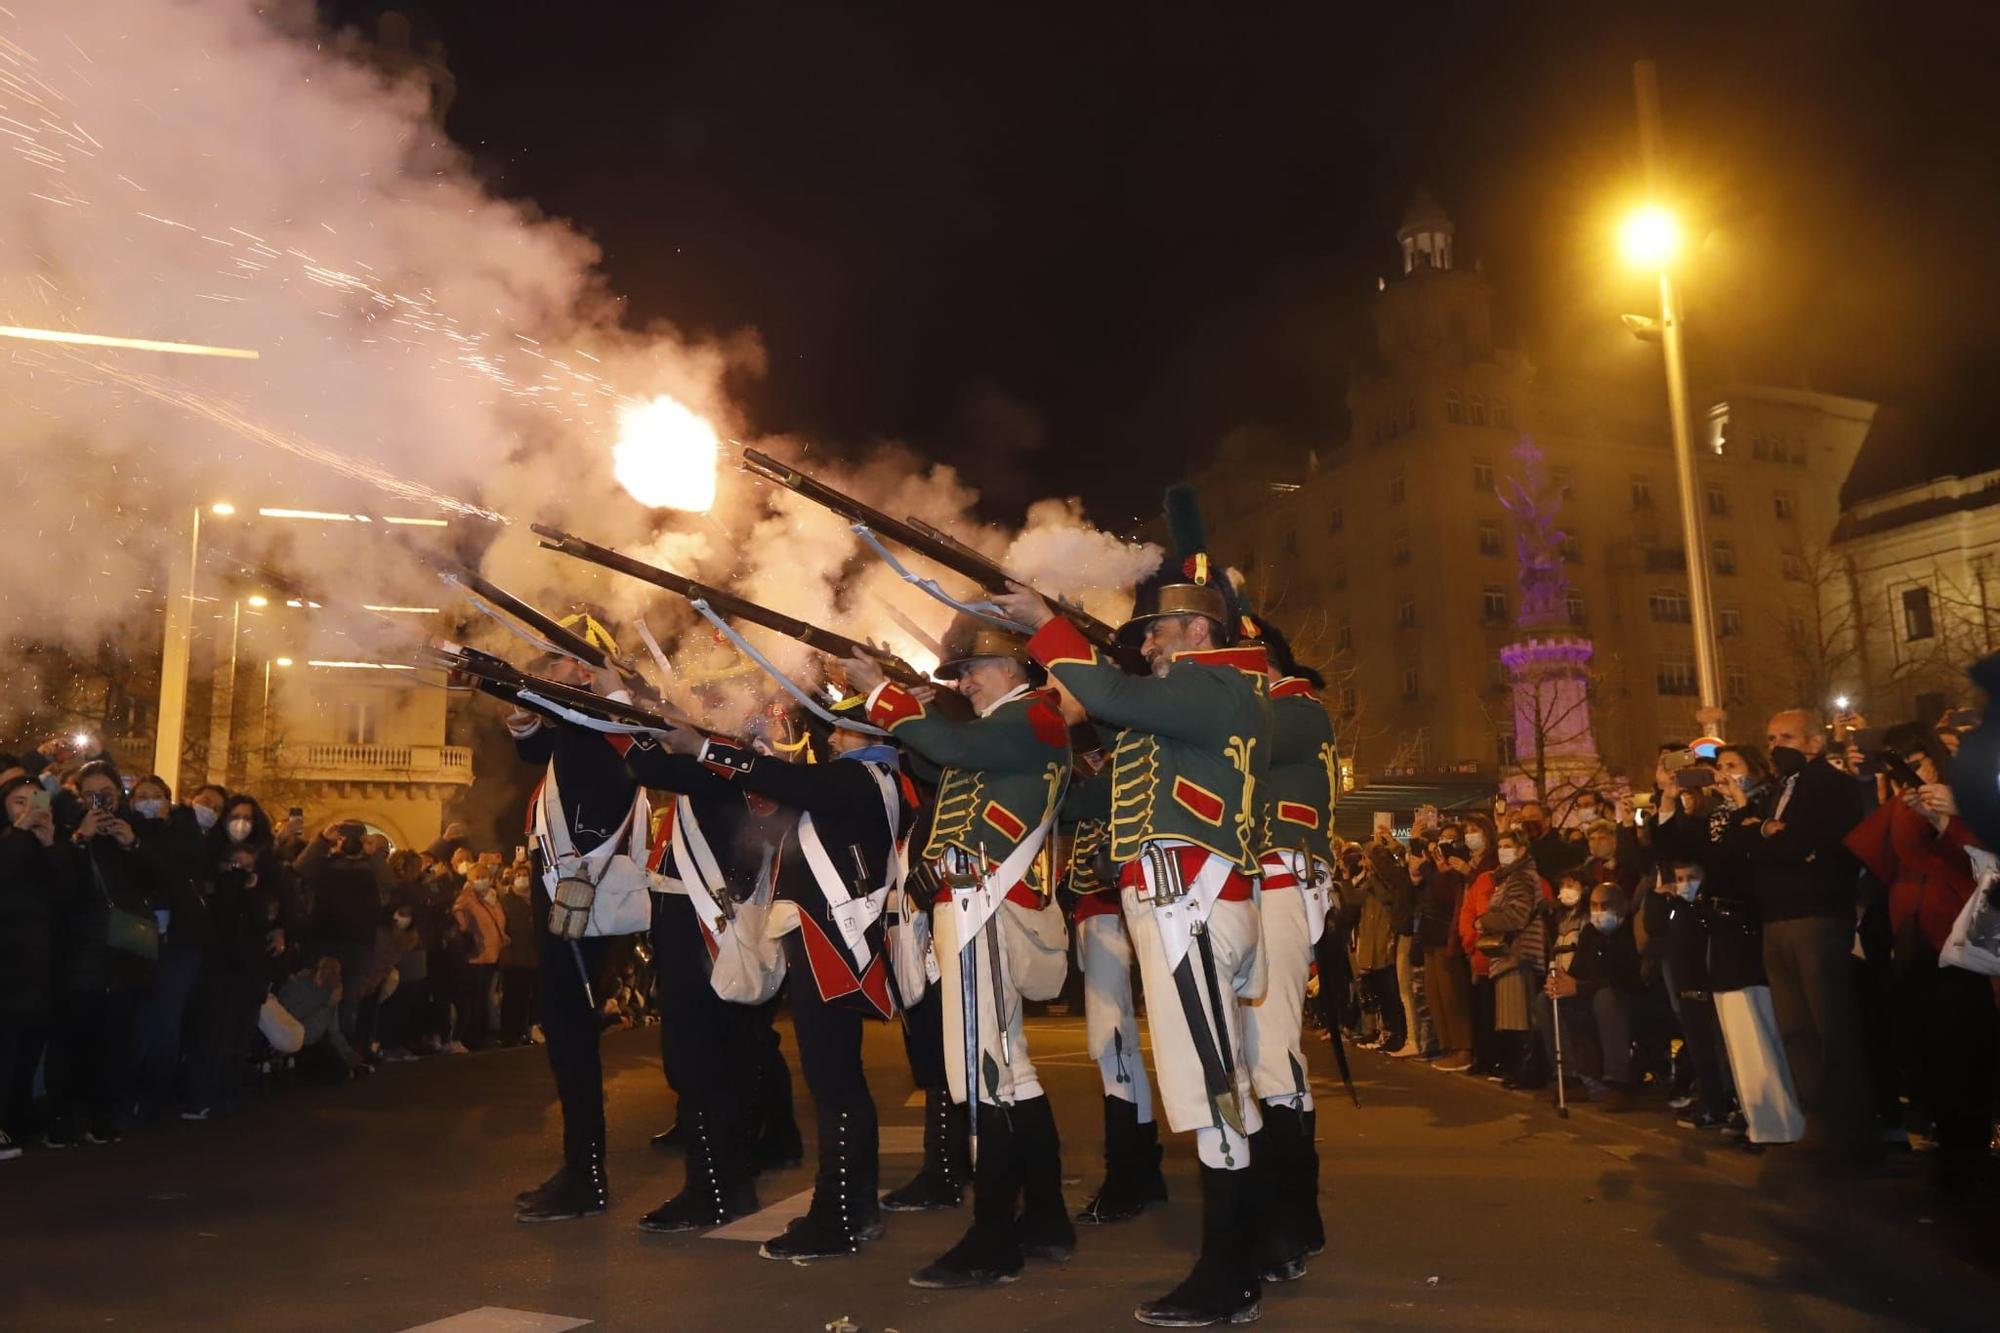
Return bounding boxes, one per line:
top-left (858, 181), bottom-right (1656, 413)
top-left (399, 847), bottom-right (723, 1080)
top-left (48, 762), bottom-right (160, 1146)
top-left (1352, 844), bottom-right (1405, 1050)
top-left (1844, 722), bottom-right (1993, 1184)
top-left (451, 865), bottom-right (510, 1051)
top-left (1655, 861), bottom-right (1735, 1129)
top-left (1475, 828), bottom-right (1553, 1088)
top-left (1453, 814), bottom-right (1503, 1075)
top-left (1534, 867), bottom-right (1593, 1098)
top-left (1545, 880), bottom-right (1643, 1108)
top-left (182, 844), bottom-right (287, 1118)
top-left (1, 775), bottom-right (71, 1156)
top-left (1421, 825), bottom-right (1475, 1070)
top-left (497, 863), bottom-right (540, 1045)
top-left (296, 821), bottom-right (394, 1042)
top-left (125, 774), bottom-right (214, 1122)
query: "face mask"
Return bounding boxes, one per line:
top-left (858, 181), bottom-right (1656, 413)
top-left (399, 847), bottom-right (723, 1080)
top-left (1770, 745), bottom-right (1808, 778)
top-left (133, 798), bottom-right (167, 821)
top-left (1675, 879), bottom-right (1701, 901)
top-left (192, 803), bottom-right (219, 831)
top-left (471, 878), bottom-right (495, 897)
top-left (1590, 910), bottom-right (1621, 933)
top-left (511, 874), bottom-right (531, 893)
top-left (1558, 886), bottom-right (1583, 907)
top-left (226, 817), bottom-right (254, 844)
top-left (1464, 832), bottom-right (1487, 854)
top-left (1497, 847), bottom-right (1519, 867)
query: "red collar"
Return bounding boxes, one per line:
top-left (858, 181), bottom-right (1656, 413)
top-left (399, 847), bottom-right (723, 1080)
top-left (1173, 645), bottom-right (1270, 677)
top-left (1269, 675), bottom-right (1318, 699)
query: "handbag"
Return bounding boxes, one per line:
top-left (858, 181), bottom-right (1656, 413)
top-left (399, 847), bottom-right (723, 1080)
top-left (1939, 848), bottom-right (2000, 977)
top-left (1475, 931), bottom-right (1511, 959)
top-left (91, 857), bottom-right (160, 960)
top-left (535, 763), bottom-right (654, 939)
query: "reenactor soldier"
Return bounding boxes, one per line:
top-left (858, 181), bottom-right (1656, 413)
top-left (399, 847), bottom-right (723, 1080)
top-left (845, 614), bottom-right (1075, 1290)
top-left (1000, 515), bottom-right (1276, 1328)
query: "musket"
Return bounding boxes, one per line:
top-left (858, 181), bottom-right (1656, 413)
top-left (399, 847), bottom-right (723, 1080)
top-left (431, 642), bottom-right (711, 736)
top-left (417, 550), bottom-right (659, 702)
top-left (741, 447), bottom-right (1145, 672)
top-left (530, 524), bottom-right (932, 690)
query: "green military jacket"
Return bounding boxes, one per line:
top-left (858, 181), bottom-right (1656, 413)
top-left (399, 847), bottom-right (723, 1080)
top-left (1059, 763), bottom-right (1114, 898)
top-left (1261, 677), bottom-right (1337, 863)
top-left (866, 679), bottom-right (1071, 894)
top-left (1027, 618), bottom-right (1271, 872)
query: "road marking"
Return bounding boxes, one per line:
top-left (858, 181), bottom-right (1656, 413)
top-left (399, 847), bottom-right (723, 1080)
top-left (399, 1309), bottom-right (590, 1332)
top-left (706, 1188), bottom-right (815, 1242)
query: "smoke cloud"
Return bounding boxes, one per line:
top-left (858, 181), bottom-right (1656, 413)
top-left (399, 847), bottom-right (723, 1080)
top-left (0, 1), bottom-right (1156, 733)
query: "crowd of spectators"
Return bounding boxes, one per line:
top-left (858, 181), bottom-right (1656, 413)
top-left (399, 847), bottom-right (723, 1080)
top-left (0, 739), bottom-right (595, 1163)
top-left (1315, 704), bottom-right (1999, 1191)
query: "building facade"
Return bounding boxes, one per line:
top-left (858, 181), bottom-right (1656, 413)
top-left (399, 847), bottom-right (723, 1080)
top-left (1193, 196), bottom-right (1875, 787)
top-left (1828, 467), bottom-right (2000, 728)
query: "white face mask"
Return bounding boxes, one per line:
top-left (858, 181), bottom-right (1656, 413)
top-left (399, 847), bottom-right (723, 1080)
top-left (192, 804), bottom-right (219, 832)
top-left (1464, 831), bottom-right (1487, 854)
top-left (1676, 878), bottom-right (1701, 901)
top-left (226, 817), bottom-right (254, 843)
top-left (1558, 885), bottom-right (1583, 908)
top-left (1497, 847), bottom-right (1520, 867)
top-left (132, 798), bottom-right (167, 821)
top-left (1590, 910), bottom-right (1622, 933)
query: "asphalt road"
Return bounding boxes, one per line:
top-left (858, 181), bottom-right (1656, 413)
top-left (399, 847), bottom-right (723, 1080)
top-left (3, 1014), bottom-right (1995, 1332)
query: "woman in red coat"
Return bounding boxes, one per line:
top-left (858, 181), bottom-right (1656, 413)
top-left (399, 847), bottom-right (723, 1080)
top-left (1454, 814), bottom-right (1501, 1076)
top-left (1844, 722), bottom-right (1992, 1181)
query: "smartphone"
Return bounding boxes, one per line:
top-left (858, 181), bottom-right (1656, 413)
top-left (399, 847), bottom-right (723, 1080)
top-left (1673, 766), bottom-right (1715, 791)
top-left (28, 789), bottom-right (51, 815)
top-left (90, 789), bottom-right (119, 814)
top-left (1877, 751), bottom-right (1923, 789)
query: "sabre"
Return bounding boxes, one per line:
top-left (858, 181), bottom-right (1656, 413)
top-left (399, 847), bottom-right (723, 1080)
top-left (0, 323), bottom-right (261, 360)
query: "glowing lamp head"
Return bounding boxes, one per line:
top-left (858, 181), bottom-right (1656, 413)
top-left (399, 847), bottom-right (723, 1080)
top-left (246, 594), bottom-right (270, 608)
top-left (274, 657), bottom-right (294, 667)
top-left (612, 394), bottom-right (720, 513)
top-left (1620, 205), bottom-right (1683, 269)
top-left (209, 502), bottom-right (236, 517)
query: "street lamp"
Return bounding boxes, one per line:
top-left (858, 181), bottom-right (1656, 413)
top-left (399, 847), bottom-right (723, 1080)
top-left (1625, 61), bottom-right (1724, 735)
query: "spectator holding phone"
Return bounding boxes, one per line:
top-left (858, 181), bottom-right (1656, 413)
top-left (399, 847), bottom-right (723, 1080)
top-left (296, 819), bottom-right (394, 1043)
top-left (1420, 824), bottom-right (1475, 1070)
top-left (2, 773), bottom-right (71, 1158)
top-left (1844, 722), bottom-right (1992, 1186)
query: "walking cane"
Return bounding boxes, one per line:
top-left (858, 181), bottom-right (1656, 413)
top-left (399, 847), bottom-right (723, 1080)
top-left (1550, 980), bottom-right (1568, 1119)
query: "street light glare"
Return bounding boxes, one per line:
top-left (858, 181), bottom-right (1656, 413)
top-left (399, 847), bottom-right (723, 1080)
top-left (274, 657), bottom-right (294, 667)
top-left (1620, 205), bottom-right (1683, 268)
top-left (246, 594), bottom-right (270, 608)
top-left (209, 501), bottom-right (236, 516)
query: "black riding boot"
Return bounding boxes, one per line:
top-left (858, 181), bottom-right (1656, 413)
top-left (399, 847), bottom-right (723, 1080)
top-left (1079, 1095), bottom-right (1168, 1223)
top-left (516, 1131), bottom-right (608, 1223)
top-left (1011, 1095), bottom-right (1076, 1260)
top-left (1251, 1105), bottom-right (1308, 1283)
top-left (882, 1088), bottom-right (967, 1212)
top-left (759, 1106), bottom-right (883, 1261)
top-left (910, 1103), bottom-right (1025, 1288)
top-left (639, 1105), bottom-right (760, 1232)
top-left (1134, 1163), bottom-right (1262, 1327)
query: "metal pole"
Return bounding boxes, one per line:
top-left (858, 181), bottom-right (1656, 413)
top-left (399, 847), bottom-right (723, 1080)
top-left (152, 506), bottom-right (200, 794)
top-left (206, 598), bottom-right (242, 787)
top-left (1634, 60), bottom-right (1724, 730)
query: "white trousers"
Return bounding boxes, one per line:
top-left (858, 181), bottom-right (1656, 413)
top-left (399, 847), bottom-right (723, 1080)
top-left (933, 894), bottom-right (1042, 1106)
top-left (1077, 910), bottom-right (1155, 1121)
top-left (1242, 884), bottom-right (1314, 1110)
top-left (1122, 880), bottom-right (1262, 1169)
top-left (1714, 985), bottom-right (1805, 1144)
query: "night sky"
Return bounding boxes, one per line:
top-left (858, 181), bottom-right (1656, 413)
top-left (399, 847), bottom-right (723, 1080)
top-left (327, 1), bottom-right (1999, 523)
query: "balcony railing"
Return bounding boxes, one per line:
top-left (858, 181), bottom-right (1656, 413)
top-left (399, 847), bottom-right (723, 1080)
top-left (268, 742), bottom-right (474, 784)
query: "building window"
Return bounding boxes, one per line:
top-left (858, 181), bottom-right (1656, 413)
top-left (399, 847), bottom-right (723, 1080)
top-left (1559, 534), bottom-right (1581, 564)
top-left (1718, 607), bottom-right (1743, 637)
top-left (1706, 485), bottom-right (1730, 518)
top-left (1480, 586), bottom-right (1507, 623)
top-left (1282, 527), bottom-right (1300, 557)
top-left (1903, 586), bottom-right (1936, 641)
top-left (1566, 592), bottom-right (1585, 626)
top-left (1630, 475), bottom-right (1654, 510)
top-left (1388, 473), bottom-right (1406, 505)
top-left (1493, 398), bottom-right (1512, 429)
top-left (340, 700), bottom-right (377, 746)
top-left (1390, 534), bottom-right (1411, 565)
top-left (1752, 430), bottom-right (1770, 462)
top-left (1648, 589), bottom-right (1691, 623)
top-left (1402, 667), bottom-right (1420, 700)
top-left (1491, 656), bottom-right (1512, 692)
top-left (1336, 620), bottom-right (1353, 652)
top-left (1477, 520), bottom-right (1502, 557)
top-left (1331, 559), bottom-right (1348, 590)
top-left (1657, 659), bottom-right (1699, 696)
top-left (1725, 662), bottom-right (1747, 703)
top-left (1327, 505), bottom-right (1343, 534)
top-left (1495, 731), bottom-right (1517, 767)
top-left (1472, 460), bottom-right (1496, 492)
top-left (1773, 490), bottom-right (1795, 520)
top-left (1398, 598), bottom-right (1418, 629)
top-left (1339, 684), bottom-right (1357, 716)
top-left (1712, 541), bottom-right (1737, 576)
top-left (1470, 393), bottom-right (1488, 426)
top-left (1445, 389), bottom-right (1463, 425)
top-left (1781, 552), bottom-right (1805, 581)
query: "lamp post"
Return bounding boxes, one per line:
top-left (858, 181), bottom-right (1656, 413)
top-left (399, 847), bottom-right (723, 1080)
top-left (1625, 59), bottom-right (1724, 735)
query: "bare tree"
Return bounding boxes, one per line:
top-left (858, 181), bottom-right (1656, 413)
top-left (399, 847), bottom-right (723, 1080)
top-left (1777, 542), bottom-right (1863, 708)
